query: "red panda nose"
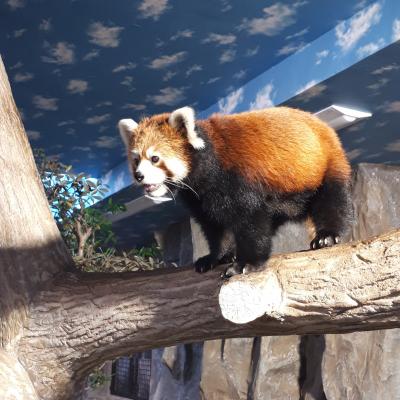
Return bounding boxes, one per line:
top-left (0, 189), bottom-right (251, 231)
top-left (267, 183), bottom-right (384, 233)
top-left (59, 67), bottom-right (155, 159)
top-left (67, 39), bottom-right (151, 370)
top-left (134, 171), bottom-right (144, 182)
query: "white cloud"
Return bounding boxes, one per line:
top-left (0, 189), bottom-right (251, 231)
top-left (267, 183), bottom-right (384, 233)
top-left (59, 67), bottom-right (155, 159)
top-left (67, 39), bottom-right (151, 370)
top-left (393, 19), bottom-right (400, 42)
top-left (26, 130), bottom-right (40, 140)
top-left (315, 49), bottom-right (329, 65)
top-left (218, 88), bottom-right (243, 114)
top-left (170, 29), bottom-right (193, 40)
top-left (146, 87), bottom-right (185, 106)
top-left (39, 18), bottom-right (52, 31)
top-left (83, 49), bottom-right (100, 61)
top-left (96, 101), bottom-right (112, 108)
top-left (286, 27), bottom-right (309, 40)
top-left (93, 136), bottom-right (119, 149)
top-left (385, 139), bottom-right (400, 153)
top-left (14, 72), bottom-right (34, 82)
top-left (67, 79), bottom-right (89, 95)
top-left (72, 146), bottom-right (91, 152)
top-left (122, 103), bottom-right (146, 111)
top-left (367, 77), bottom-right (389, 91)
top-left (249, 83), bottom-right (274, 110)
top-left (240, 2), bottom-right (304, 36)
top-left (32, 112), bottom-right (44, 119)
top-left (296, 82), bottom-right (327, 102)
top-left (98, 126), bottom-right (109, 133)
top-left (33, 95), bottom-right (58, 111)
top-left (356, 38), bottom-right (385, 58)
top-left (155, 39), bottom-right (164, 48)
top-left (220, 0), bottom-right (232, 12)
top-left (384, 101), bottom-right (400, 113)
top-left (346, 149), bottom-right (363, 161)
top-left (246, 47), bottom-right (259, 57)
top-left (58, 120), bottom-right (75, 127)
top-left (277, 41), bottom-right (306, 56)
top-left (149, 51), bottom-right (187, 69)
top-left (372, 64), bottom-right (400, 75)
top-left (354, 0), bottom-right (368, 11)
top-left (7, 0), bottom-right (25, 10)
top-left (186, 64), bottom-right (202, 76)
top-left (296, 80), bottom-right (316, 95)
top-left (335, 2), bottom-right (382, 52)
top-left (112, 62), bottom-right (137, 73)
top-left (86, 114), bottom-right (111, 125)
top-left (233, 70), bottom-right (246, 80)
top-left (87, 22), bottom-right (124, 48)
top-left (13, 29), bottom-right (26, 38)
top-left (163, 71), bottom-right (177, 82)
top-left (9, 61), bottom-right (23, 70)
top-left (138, 0), bottom-right (169, 20)
top-left (220, 49), bottom-right (236, 63)
top-left (121, 76), bottom-right (135, 90)
top-left (42, 42), bottom-right (75, 65)
top-left (202, 33), bottom-right (236, 46)
top-left (66, 128), bottom-right (76, 135)
top-left (207, 77), bottom-right (221, 84)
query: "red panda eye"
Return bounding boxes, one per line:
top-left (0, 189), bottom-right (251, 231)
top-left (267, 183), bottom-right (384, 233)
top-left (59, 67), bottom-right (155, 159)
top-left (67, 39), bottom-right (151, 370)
top-left (151, 155), bottom-right (159, 164)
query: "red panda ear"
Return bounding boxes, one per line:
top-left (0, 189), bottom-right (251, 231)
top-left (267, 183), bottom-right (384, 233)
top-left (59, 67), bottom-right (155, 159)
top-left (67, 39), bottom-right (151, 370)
top-left (168, 107), bottom-right (205, 150)
top-left (118, 119), bottom-right (138, 148)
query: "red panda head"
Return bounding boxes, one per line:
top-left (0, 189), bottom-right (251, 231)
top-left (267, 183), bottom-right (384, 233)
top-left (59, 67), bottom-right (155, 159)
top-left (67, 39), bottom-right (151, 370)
top-left (118, 106), bottom-right (204, 197)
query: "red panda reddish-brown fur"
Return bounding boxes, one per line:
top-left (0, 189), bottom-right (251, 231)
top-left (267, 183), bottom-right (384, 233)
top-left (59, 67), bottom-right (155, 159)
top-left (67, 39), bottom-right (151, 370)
top-left (121, 106), bottom-right (353, 278)
top-left (197, 107), bottom-right (351, 193)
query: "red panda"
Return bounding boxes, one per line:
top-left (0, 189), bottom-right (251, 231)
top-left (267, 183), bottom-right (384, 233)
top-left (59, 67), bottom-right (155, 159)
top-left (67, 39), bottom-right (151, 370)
top-left (119, 106), bottom-right (352, 277)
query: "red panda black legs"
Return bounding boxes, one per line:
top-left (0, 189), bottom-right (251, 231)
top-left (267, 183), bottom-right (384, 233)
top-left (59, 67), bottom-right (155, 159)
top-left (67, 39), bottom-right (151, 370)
top-left (194, 222), bottom-right (225, 273)
top-left (223, 213), bottom-right (273, 278)
top-left (194, 220), bottom-right (236, 273)
top-left (309, 179), bottom-right (353, 249)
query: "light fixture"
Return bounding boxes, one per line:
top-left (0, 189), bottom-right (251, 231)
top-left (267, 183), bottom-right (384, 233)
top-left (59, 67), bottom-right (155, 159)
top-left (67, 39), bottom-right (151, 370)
top-left (314, 105), bottom-right (372, 130)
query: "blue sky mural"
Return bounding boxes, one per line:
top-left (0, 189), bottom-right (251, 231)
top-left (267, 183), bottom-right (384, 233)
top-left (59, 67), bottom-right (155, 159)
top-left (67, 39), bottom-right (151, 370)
top-left (1, 0), bottom-right (379, 178)
top-left (99, 0), bottom-right (400, 196)
top-left (1, 0), bottom-right (399, 198)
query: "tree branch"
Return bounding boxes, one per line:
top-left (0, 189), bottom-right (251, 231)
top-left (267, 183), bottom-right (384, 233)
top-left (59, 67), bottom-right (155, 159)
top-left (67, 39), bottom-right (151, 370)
top-left (18, 230), bottom-right (400, 399)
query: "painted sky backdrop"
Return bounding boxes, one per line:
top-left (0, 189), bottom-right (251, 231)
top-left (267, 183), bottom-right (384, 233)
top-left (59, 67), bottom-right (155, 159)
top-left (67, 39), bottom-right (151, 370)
top-left (1, 0), bottom-right (380, 178)
top-left (100, 0), bottom-right (400, 196)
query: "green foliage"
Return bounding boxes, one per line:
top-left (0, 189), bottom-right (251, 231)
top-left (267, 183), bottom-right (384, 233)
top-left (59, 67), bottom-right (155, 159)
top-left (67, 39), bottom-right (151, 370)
top-left (33, 149), bottom-right (122, 256)
top-left (87, 366), bottom-right (110, 389)
top-left (130, 243), bottom-right (161, 259)
top-left (34, 149), bottom-right (164, 272)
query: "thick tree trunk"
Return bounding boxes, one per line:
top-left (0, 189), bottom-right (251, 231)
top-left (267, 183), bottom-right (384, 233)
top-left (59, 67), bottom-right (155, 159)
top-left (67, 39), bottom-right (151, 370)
top-left (0, 57), bottom-right (73, 399)
top-left (0, 56), bottom-right (400, 400)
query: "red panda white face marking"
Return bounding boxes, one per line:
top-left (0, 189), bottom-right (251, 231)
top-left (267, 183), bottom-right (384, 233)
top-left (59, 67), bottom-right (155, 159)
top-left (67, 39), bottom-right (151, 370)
top-left (118, 113), bottom-right (192, 198)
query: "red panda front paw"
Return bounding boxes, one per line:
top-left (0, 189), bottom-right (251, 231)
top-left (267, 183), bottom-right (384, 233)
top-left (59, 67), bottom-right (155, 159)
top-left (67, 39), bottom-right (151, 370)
top-left (221, 263), bottom-right (244, 279)
top-left (194, 255), bottom-right (216, 273)
top-left (310, 230), bottom-right (340, 249)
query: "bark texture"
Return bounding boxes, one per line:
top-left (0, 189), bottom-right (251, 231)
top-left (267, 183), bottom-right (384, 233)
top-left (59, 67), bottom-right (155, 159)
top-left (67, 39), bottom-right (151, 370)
top-left (16, 230), bottom-right (400, 399)
top-left (1, 55), bottom-right (400, 400)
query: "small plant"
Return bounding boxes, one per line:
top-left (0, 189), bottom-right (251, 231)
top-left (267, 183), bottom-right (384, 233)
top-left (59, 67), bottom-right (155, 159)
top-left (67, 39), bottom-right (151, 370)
top-left (34, 149), bottom-right (167, 272)
top-left (87, 365), bottom-right (110, 389)
top-left (33, 149), bottom-right (122, 257)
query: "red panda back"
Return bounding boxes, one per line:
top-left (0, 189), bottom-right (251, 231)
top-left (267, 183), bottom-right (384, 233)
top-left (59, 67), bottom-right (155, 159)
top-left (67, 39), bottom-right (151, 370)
top-left (197, 107), bottom-right (350, 193)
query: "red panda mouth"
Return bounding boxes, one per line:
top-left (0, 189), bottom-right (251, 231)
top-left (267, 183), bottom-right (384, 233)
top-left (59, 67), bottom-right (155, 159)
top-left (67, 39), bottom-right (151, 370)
top-left (144, 183), bottom-right (161, 193)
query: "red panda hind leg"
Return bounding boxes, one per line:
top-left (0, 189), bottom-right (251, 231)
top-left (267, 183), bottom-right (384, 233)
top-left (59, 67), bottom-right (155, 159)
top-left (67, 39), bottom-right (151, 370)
top-left (309, 178), bottom-right (353, 249)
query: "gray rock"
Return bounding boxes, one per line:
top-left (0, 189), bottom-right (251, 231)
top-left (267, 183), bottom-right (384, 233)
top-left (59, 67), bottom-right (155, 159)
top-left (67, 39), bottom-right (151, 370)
top-left (321, 163), bottom-right (400, 400)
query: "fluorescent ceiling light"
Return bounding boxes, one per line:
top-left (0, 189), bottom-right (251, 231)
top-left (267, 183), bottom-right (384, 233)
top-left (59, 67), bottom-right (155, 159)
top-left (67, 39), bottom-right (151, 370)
top-left (314, 105), bottom-right (372, 130)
